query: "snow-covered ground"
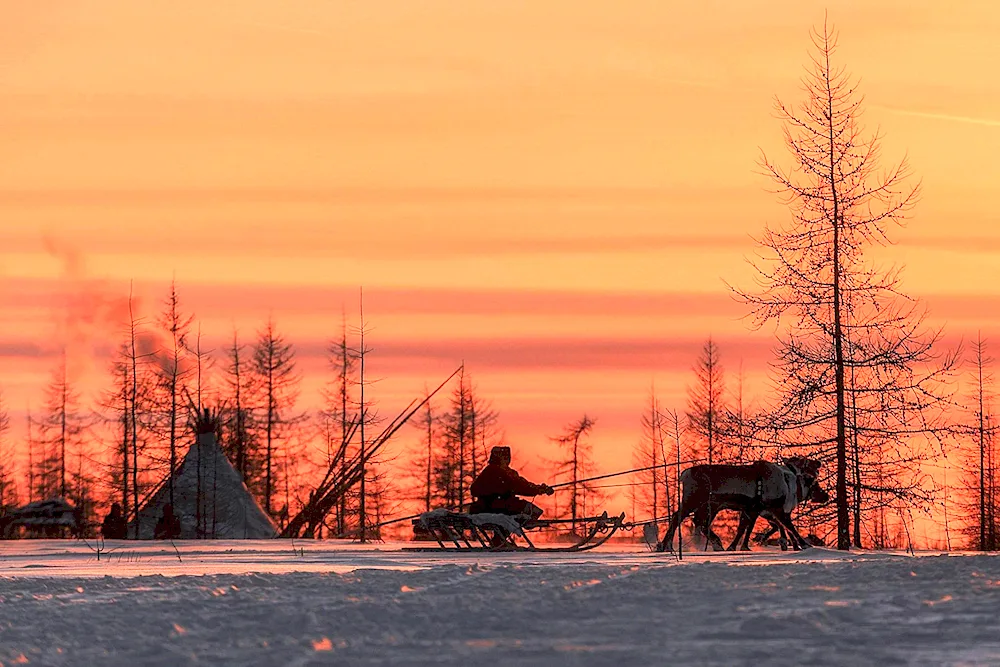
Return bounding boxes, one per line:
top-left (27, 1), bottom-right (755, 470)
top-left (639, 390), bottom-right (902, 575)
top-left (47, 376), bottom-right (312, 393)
top-left (2, 541), bottom-right (1000, 666)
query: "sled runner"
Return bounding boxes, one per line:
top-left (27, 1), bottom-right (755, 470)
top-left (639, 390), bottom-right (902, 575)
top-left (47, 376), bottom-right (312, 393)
top-left (407, 508), bottom-right (627, 552)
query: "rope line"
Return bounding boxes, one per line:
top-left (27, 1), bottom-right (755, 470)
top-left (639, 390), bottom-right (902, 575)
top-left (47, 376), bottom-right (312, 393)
top-left (549, 458), bottom-right (702, 490)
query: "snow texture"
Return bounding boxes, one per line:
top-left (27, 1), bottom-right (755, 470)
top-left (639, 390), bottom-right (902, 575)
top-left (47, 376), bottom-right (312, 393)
top-left (2, 541), bottom-right (1000, 666)
top-left (131, 432), bottom-right (277, 540)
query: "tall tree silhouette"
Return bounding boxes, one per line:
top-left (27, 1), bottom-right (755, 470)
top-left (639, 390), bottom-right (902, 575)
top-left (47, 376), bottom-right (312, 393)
top-left (124, 286), bottom-right (158, 537)
top-left (438, 366), bottom-right (471, 511)
top-left (155, 280), bottom-right (194, 508)
top-left (435, 368), bottom-right (498, 512)
top-left (722, 360), bottom-right (760, 463)
top-left (409, 388), bottom-right (438, 513)
top-left (686, 338), bottom-right (728, 465)
top-left (962, 334), bottom-right (999, 550)
top-left (0, 389), bottom-right (15, 508)
top-left (631, 387), bottom-right (671, 525)
top-left (223, 330), bottom-right (259, 489)
top-left (98, 344), bottom-right (132, 528)
top-left (550, 415), bottom-right (598, 534)
top-left (733, 20), bottom-right (958, 549)
top-left (352, 295), bottom-right (383, 542)
top-left (318, 313), bottom-right (357, 536)
top-left (251, 317), bottom-right (303, 518)
top-left (36, 351), bottom-right (86, 501)
top-left (26, 409), bottom-right (36, 503)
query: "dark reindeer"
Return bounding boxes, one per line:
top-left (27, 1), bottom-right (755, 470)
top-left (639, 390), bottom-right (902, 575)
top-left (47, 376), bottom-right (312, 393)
top-left (726, 456), bottom-right (829, 551)
top-left (655, 457), bottom-right (827, 553)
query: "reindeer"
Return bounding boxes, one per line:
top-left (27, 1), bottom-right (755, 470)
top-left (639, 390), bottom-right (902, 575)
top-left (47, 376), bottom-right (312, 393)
top-left (726, 456), bottom-right (829, 551)
top-left (655, 457), bottom-right (827, 553)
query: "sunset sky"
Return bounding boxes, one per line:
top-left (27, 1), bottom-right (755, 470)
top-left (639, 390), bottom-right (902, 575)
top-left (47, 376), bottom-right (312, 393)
top-left (1, 1), bottom-right (999, 509)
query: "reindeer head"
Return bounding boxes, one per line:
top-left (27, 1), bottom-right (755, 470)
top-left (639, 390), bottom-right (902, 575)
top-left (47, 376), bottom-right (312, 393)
top-left (782, 456), bottom-right (829, 504)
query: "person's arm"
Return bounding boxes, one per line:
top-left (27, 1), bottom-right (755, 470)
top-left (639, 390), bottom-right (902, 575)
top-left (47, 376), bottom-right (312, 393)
top-left (505, 468), bottom-right (552, 496)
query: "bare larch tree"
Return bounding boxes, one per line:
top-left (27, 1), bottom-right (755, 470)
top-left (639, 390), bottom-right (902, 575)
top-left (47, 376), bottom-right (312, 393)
top-left (97, 344), bottom-right (132, 529)
top-left (733, 20), bottom-right (958, 549)
top-left (222, 329), bottom-right (259, 490)
top-left (318, 312), bottom-right (358, 536)
top-left (409, 387), bottom-right (437, 513)
top-left (962, 334), bottom-right (999, 550)
top-left (550, 415), bottom-right (598, 534)
top-left (251, 316), bottom-right (302, 519)
top-left (352, 295), bottom-right (383, 542)
top-left (35, 350), bottom-right (87, 501)
top-left (155, 281), bottom-right (194, 508)
top-left (722, 360), bottom-right (762, 464)
top-left (686, 338), bottom-right (728, 465)
top-left (0, 388), bottom-right (15, 508)
top-left (435, 368), bottom-right (499, 512)
top-left (631, 386), bottom-right (672, 526)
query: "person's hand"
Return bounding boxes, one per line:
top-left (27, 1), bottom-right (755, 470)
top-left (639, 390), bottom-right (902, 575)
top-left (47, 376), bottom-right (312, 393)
top-left (543, 484), bottom-right (555, 496)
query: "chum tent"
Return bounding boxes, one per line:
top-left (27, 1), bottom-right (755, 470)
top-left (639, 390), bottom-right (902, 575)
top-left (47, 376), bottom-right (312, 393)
top-left (132, 410), bottom-right (278, 539)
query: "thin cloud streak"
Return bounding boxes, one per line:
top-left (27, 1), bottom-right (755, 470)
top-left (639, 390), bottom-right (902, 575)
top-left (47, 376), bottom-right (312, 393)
top-left (1, 234), bottom-right (751, 262)
top-left (0, 185), bottom-right (751, 207)
top-left (900, 236), bottom-right (1000, 253)
top-left (233, 334), bottom-right (777, 373)
top-left (0, 332), bottom-right (776, 373)
top-left (0, 341), bottom-right (48, 358)
top-left (874, 105), bottom-right (1000, 128)
top-left (0, 277), bottom-right (746, 318)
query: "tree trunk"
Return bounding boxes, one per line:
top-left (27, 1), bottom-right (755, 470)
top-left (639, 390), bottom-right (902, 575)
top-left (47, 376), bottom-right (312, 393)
top-left (122, 367), bottom-right (129, 525)
top-left (358, 293), bottom-right (367, 542)
top-left (822, 40), bottom-right (850, 550)
top-left (980, 343), bottom-right (988, 550)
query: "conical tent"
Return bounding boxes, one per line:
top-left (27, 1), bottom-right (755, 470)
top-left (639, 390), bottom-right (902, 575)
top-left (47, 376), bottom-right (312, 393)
top-left (133, 424), bottom-right (278, 539)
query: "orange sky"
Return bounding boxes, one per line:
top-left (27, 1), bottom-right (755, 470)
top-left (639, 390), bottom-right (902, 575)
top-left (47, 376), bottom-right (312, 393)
top-left (1, 2), bottom-right (999, 523)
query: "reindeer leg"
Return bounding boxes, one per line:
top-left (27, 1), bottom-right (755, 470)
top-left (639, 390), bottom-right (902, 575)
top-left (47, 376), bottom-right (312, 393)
top-left (774, 511), bottom-right (808, 551)
top-left (691, 505), bottom-right (718, 551)
top-left (705, 505), bottom-right (728, 552)
top-left (759, 511), bottom-right (788, 550)
top-left (727, 514), bottom-right (746, 551)
top-left (728, 509), bottom-right (758, 551)
top-left (694, 503), bottom-right (724, 551)
top-left (655, 510), bottom-right (681, 552)
top-left (738, 510), bottom-right (763, 551)
top-left (754, 524), bottom-right (778, 547)
top-left (657, 499), bottom-right (696, 553)
top-left (690, 506), bottom-right (709, 550)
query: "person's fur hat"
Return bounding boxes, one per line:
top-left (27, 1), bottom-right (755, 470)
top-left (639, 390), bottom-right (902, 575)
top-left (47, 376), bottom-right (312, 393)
top-left (489, 446), bottom-right (512, 464)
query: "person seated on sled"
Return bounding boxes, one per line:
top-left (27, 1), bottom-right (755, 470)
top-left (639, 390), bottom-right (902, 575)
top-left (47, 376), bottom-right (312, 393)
top-left (469, 446), bottom-right (554, 525)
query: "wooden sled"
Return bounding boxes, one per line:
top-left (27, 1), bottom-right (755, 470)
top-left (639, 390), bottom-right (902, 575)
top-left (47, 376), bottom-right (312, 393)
top-left (406, 509), bottom-right (627, 553)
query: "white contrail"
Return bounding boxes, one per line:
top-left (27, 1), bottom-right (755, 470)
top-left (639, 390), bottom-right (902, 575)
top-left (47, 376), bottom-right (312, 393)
top-left (873, 105), bottom-right (1000, 128)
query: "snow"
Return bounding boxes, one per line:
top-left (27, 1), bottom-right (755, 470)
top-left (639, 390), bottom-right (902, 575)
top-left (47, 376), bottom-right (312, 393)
top-left (3, 541), bottom-right (1000, 666)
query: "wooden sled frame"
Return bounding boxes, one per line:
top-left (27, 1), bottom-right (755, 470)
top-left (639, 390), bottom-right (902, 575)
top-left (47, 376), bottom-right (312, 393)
top-left (407, 510), bottom-right (627, 553)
